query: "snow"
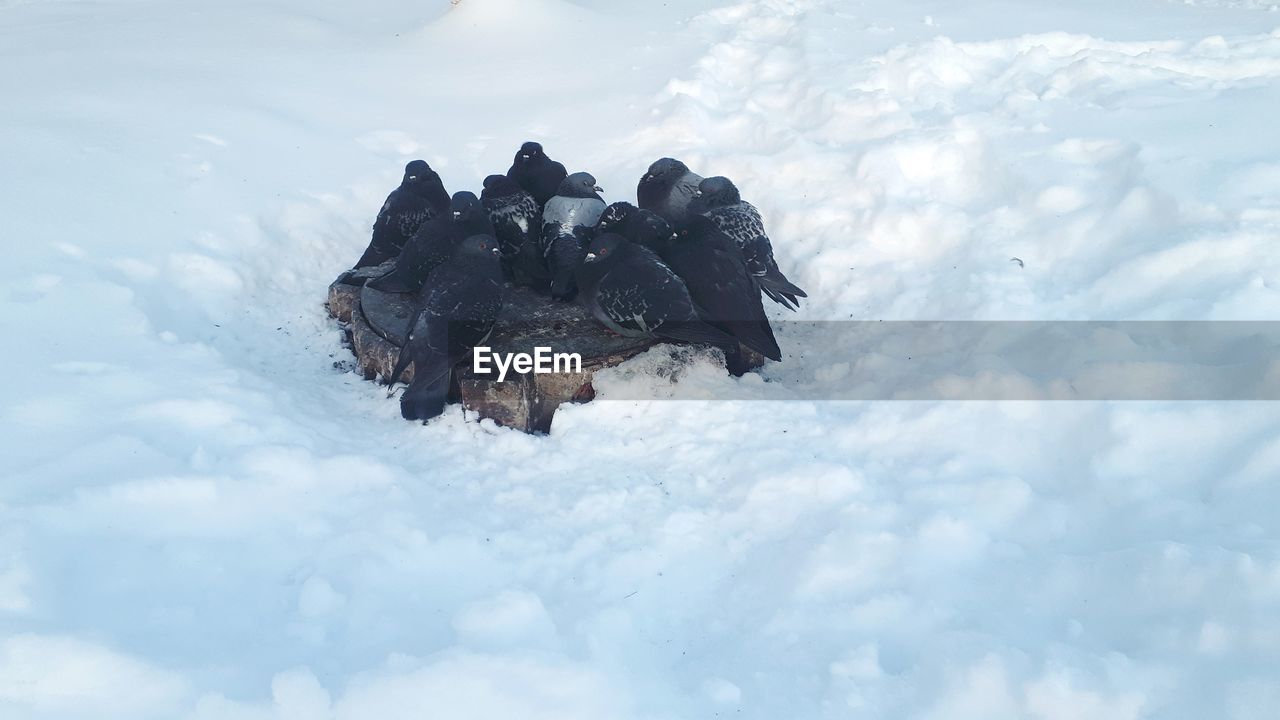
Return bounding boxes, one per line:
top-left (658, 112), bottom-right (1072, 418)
top-left (2, 0), bottom-right (1280, 718)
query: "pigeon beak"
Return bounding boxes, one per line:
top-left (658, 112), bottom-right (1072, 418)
top-left (593, 185), bottom-right (603, 193)
top-left (584, 252), bottom-right (598, 263)
top-left (521, 154), bottom-right (530, 159)
top-left (491, 248), bottom-right (501, 256)
top-left (670, 232), bottom-right (679, 240)
top-left (408, 175), bottom-right (417, 180)
top-left (452, 211), bottom-right (461, 219)
top-left (693, 190), bottom-right (702, 197)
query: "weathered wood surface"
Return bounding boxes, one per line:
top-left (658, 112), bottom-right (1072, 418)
top-left (327, 267), bottom-right (664, 433)
top-left (328, 263), bottom-right (392, 324)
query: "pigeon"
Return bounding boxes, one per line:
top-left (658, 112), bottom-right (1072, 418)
top-left (355, 160), bottom-right (450, 269)
top-left (689, 176), bottom-right (807, 310)
top-left (541, 172), bottom-right (606, 300)
top-left (576, 233), bottom-right (738, 364)
top-left (636, 157), bottom-right (703, 229)
top-left (481, 174), bottom-right (542, 286)
top-left (595, 201), bottom-right (678, 255)
top-left (367, 191), bottom-right (494, 294)
top-left (667, 215), bottom-right (782, 375)
top-left (506, 141), bottom-right (568, 208)
top-left (387, 234), bottom-right (506, 422)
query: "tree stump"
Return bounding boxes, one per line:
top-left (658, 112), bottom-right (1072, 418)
top-left (328, 264), bottom-right (667, 433)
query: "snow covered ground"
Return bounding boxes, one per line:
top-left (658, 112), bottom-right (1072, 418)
top-left (3, 0), bottom-right (1280, 718)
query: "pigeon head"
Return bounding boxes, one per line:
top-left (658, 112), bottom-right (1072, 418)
top-left (401, 160), bottom-right (441, 197)
top-left (482, 174), bottom-right (522, 199)
top-left (641, 157), bottom-right (690, 183)
top-left (695, 176), bottom-right (740, 208)
top-left (557, 172), bottom-right (603, 200)
top-left (450, 191), bottom-right (481, 221)
top-left (597, 201), bottom-right (637, 232)
top-left (402, 160), bottom-right (431, 184)
top-left (516, 141), bottom-right (545, 162)
top-left (456, 233), bottom-right (502, 260)
top-left (583, 232), bottom-right (628, 266)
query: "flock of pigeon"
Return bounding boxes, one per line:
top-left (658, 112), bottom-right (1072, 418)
top-left (349, 141), bottom-right (807, 421)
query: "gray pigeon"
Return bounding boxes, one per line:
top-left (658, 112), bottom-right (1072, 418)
top-left (596, 201), bottom-right (678, 256)
top-left (576, 233), bottom-right (738, 364)
top-left (637, 157), bottom-right (704, 229)
top-left (506, 141), bottom-right (568, 209)
top-left (388, 234), bottom-right (506, 422)
top-left (481, 174), bottom-right (542, 287)
top-left (355, 160), bottom-right (450, 268)
top-left (689, 176), bottom-right (807, 310)
top-left (668, 215), bottom-right (782, 375)
top-left (541, 172), bottom-right (605, 300)
top-left (367, 191), bottom-right (494, 294)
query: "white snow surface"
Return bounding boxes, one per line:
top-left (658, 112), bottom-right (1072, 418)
top-left (3, 0), bottom-right (1280, 718)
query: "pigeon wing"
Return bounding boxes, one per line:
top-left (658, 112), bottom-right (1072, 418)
top-left (485, 193), bottom-right (539, 256)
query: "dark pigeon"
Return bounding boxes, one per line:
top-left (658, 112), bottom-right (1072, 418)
top-left (387, 234), bottom-right (506, 422)
top-left (667, 215), bottom-right (782, 375)
top-left (689, 176), bottom-right (807, 310)
top-left (367, 191), bottom-right (494, 294)
top-left (575, 233), bottom-right (738, 364)
top-left (355, 160), bottom-right (450, 269)
top-left (541, 172), bottom-right (605, 300)
top-left (506, 141), bottom-right (568, 208)
top-left (636, 157), bottom-right (703, 229)
top-left (595, 201), bottom-right (678, 256)
top-left (481, 174), bottom-right (543, 287)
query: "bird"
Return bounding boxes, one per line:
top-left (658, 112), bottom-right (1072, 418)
top-left (688, 175), bottom-right (807, 310)
top-left (354, 160), bottom-right (450, 269)
top-left (541, 172), bottom-right (606, 300)
top-left (576, 233), bottom-right (739, 367)
top-left (480, 174), bottom-right (542, 286)
top-left (506, 141), bottom-right (568, 208)
top-left (637, 157), bottom-right (703, 229)
top-left (595, 201), bottom-right (678, 256)
top-left (664, 215), bottom-right (782, 374)
top-left (387, 234), bottom-right (506, 422)
top-left (367, 191), bottom-right (494, 294)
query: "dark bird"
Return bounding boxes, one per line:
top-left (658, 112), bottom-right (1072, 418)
top-left (368, 191), bottom-right (494, 294)
top-left (481, 174), bottom-right (543, 286)
top-left (506, 141), bottom-right (568, 208)
top-left (689, 176), bottom-right (807, 310)
top-left (595, 201), bottom-right (678, 255)
top-left (354, 160), bottom-right (451, 269)
top-left (576, 233), bottom-right (739, 366)
top-left (637, 157), bottom-right (703, 229)
top-left (667, 215), bottom-right (782, 374)
top-left (541, 172), bottom-right (606, 300)
top-left (387, 234), bottom-right (506, 422)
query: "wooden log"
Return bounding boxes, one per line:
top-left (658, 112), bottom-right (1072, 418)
top-left (326, 267), bottom-right (764, 433)
top-left (327, 262), bottom-right (394, 324)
